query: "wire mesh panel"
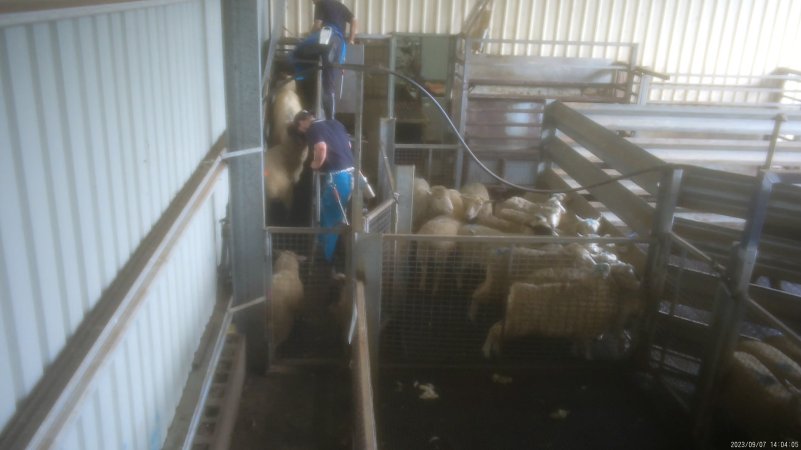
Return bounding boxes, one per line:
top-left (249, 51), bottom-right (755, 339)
top-left (647, 239), bottom-right (720, 408)
top-left (364, 199), bottom-right (396, 234)
top-left (379, 235), bottom-right (645, 366)
top-left (266, 227), bottom-right (348, 364)
top-left (394, 146), bottom-right (458, 187)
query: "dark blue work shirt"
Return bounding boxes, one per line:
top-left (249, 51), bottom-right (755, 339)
top-left (306, 119), bottom-right (354, 173)
top-left (314, 0), bottom-right (353, 34)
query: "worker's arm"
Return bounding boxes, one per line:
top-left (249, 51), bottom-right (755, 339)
top-left (348, 18), bottom-right (358, 44)
top-left (310, 141), bottom-right (327, 170)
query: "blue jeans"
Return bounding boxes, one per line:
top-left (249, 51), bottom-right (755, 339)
top-left (320, 171), bottom-right (353, 262)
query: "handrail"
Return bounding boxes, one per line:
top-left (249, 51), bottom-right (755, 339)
top-left (633, 66), bottom-right (671, 81)
top-left (743, 295), bottom-right (801, 348)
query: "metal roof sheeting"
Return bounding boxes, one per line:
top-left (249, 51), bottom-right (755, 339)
top-left (0, 0), bottom-right (227, 445)
top-left (284, 0), bottom-right (801, 77)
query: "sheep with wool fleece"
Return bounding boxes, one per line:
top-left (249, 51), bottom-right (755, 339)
top-left (268, 251), bottom-right (306, 351)
top-left (468, 244), bottom-right (596, 321)
top-left (416, 215), bottom-right (463, 295)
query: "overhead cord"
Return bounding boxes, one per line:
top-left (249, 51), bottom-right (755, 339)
top-left (275, 59), bottom-right (671, 194)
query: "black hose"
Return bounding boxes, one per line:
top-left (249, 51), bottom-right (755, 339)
top-left (276, 59), bottom-right (671, 194)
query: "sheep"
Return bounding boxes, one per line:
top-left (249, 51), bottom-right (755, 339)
top-left (738, 340), bottom-right (801, 390)
top-left (474, 201), bottom-right (532, 234)
top-left (765, 334), bottom-right (801, 368)
top-left (413, 177), bottom-right (432, 231)
top-left (456, 223), bottom-right (512, 290)
top-left (468, 244), bottom-right (596, 321)
top-left (268, 250), bottom-right (306, 351)
top-left (427, 186), bottom-right (454, 218)
top-left (481, 268), bottom-right (623, 358)
top-left (480, 262), bottom-right (643, 359)
top-left (559, 213), bottom-right (602, 236)
top-left (459, 182), bottom-right (490, 203)
top-left (496, 196), bottom-right (566, 230)
top-left (270, 79), bottom-right (302, 146)
top-left (461, 194), bottom-right (489, 222)
top-left (416, 215), bottom-right (463, 295)
top-left (718, 351), bottom-right (801, 439)
top-left (264, 140), bottom-right (309, 214)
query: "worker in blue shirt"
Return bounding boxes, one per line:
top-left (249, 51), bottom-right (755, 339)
top-left (292, 110), bottom-right (354, 266)
top-left (293, 0), bottom-right (358, 120)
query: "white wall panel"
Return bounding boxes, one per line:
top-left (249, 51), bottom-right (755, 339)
top-left (284, 0), bottom-right (801, 76)
top-left (0, 0), bottom-right (228, 444)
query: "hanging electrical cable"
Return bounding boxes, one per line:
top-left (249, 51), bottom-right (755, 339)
top-left (274, 60), bottom-right (670, 194)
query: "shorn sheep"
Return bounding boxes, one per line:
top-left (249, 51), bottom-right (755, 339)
top-left (268, 250), bottom-right (306, 351)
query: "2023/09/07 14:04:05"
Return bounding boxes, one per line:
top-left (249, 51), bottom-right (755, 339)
top-left (731, 442), bottom-right (799, 448)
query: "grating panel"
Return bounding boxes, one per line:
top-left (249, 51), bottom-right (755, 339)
top-left (364, 200), bottom-right (395, 234)
top-left (267, 228), bottom-right (348, 363)
top-left (379, 235), bottom-right (644, 365)
top-left (394, 147), bottom-right (457, 187)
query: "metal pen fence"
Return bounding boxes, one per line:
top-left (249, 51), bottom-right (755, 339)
top-left (266, 226), bottom-right (348, 364)
top-left (393, 143), bottom-right (461, 187)
top-left (375, 234), bottom-right (649, 366)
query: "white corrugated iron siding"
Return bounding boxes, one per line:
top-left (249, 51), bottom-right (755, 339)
top-left (0, 0), bottom-right (227, 447)
top-left (284, 0), bottom-right (801, 77)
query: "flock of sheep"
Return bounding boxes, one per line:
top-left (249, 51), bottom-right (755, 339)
top-left (409, 177), bottom-right (643, 360)
top-left (261, 75), bottom-right (800, 441)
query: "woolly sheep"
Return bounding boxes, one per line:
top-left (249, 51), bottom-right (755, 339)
top-left (413, 177), bottom-right (432, 231)
top-left (271, 79), bottom-right (302, 146)
top-left (718, 351), bottom-right (801, 439)
top-left (269, 251), bottom-right (306, 351)
top-left (468, 244), bottom-right (596, 321)
top-left (264, 140), bottom-right (309, 212)
top-left (459, 182), bottom-right (490, 202)
top-left (416, 215), bottom-right (463, 295)
top-left (481, 270), bottom-right (618, 358)
top-left (738, 340), bottom-right (801, 390)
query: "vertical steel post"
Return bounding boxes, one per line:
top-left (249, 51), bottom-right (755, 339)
top-left (762, 114), bottom-right (786, 171)
top-left (637, 166), bottom-right (683, 367)
top-left (637, 75), bottom-right (652, 106)
top-left (378, 118), bottom-right (397, 202)
top-left (387, 35), bottom-right (397, 118)
top-left (693, 171), bottom-right (779, 441)
top-left (222, 0), bottom-right (266, 371)
top-left (536, 100), bottom-right (558, 183)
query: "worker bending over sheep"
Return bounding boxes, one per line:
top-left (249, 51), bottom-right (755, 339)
top-left (292, 110), bottom-right (354, 272)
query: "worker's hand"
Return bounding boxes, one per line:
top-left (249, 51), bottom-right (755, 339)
top-left (348, 38), bottom-right (355, 45)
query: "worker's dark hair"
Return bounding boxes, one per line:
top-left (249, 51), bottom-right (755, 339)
top-left (292, 109), bottom-right (315, 126)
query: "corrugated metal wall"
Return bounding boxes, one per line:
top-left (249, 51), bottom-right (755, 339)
top-left (284, 0), bottom-right (801, 78)
top-left (0, 0), bottom-right (228, 447)
top-left (54, 176), bottom-right (228, 450)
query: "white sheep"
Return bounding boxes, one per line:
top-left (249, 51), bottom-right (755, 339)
top-left (496, 196), bottom-right (566, 230)
top-left (263, 141), bottom-right (309, 212)
top-left (416, 215), bottom-right (462, 295)
top-left (481, 270), bottom-right (618, 358)
top-left (468, 244), bottom-right (596, 321)
top-left (559, 213), bottom-right (602, 236)
top-left (271, 79), bottom-right (302, 146)
top-left (474, 202), bottom-right (532, 234)
top-left (413, 177), bottom-right (432, 231)
top-left (459, 182), bottom-right (490, 203)
top-left (269, 250), bottom-right (306, 351)
top-left (426, 186), bottom-right (466, 221)
top-left (457, 223), bottom-right (511, 289)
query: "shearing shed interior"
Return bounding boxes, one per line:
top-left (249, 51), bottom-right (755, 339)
top-left (1, 0), bottom-right (800, 449)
